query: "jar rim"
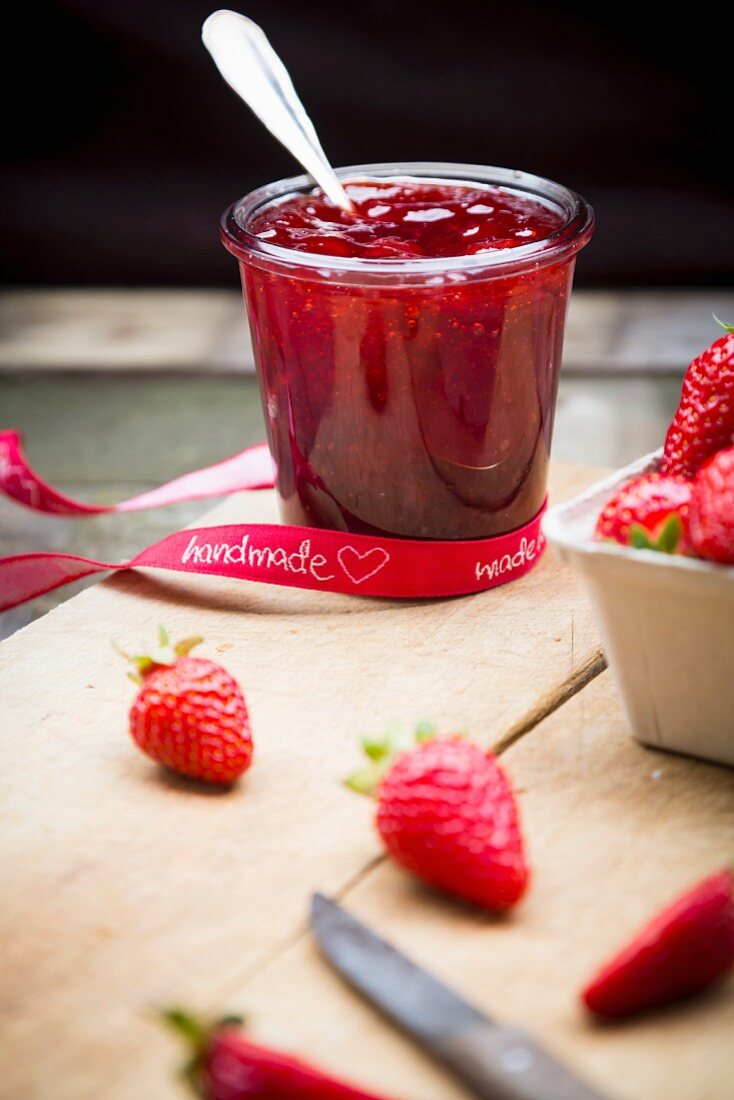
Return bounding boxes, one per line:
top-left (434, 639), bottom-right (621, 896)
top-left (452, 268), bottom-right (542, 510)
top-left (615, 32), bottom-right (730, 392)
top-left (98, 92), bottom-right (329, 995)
top-left (220, 161), bottom-right (594, 280)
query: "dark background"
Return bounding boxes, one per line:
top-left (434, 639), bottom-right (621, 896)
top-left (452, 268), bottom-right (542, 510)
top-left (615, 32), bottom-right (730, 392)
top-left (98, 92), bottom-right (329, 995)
top-left (4, 0), bottom-right (732, 287)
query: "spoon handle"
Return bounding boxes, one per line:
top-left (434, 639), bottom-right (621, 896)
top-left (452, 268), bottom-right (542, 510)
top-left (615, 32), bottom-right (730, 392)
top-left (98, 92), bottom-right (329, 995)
top-left (202, 10), bottom-right (354, 212)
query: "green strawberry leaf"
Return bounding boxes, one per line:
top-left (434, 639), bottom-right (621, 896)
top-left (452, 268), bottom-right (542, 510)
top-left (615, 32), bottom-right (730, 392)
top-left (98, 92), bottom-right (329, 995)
top-left (629, 524), bottom-right (655, 550)
top-left (174, 636), bottom-right (203, 658)
top-left (362, 734), bottom-right (390, 761)
top-left (216, 1014), bottom-right (246, 1030)
top-left (161, 1008), bottom-right (207, 1048)
top-left (629, 515), bottom-right (682, 555)
top-left (713, 315), bottom-right (734, 334)
top-left (115, 627), bottom-right (202, 683)
top-left (347, 720), bottom-right (438, 797)
top-left (414, 719), bottom-right (437, 742)
top-left (344, 763), bottom-right (386, 796)
top-left (655, 513), bottom-right (682, 554)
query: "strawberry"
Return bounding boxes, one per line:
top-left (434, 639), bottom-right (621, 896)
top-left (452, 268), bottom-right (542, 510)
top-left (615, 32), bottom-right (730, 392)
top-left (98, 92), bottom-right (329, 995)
top-left (582, 868), bottom-right (734, 1019)
top-left (121, 627), bottom-right (252, 784)
top-left (347, 723), bottom-right (528, 911)
top-left (164, 1009), bottom-right (395, 1099)
top-left (594, 472), bottom-right (691, 554)
top-left (660, 322), bottom-right (734, 477)
top-left (689, 445), bottom-right (734, 564)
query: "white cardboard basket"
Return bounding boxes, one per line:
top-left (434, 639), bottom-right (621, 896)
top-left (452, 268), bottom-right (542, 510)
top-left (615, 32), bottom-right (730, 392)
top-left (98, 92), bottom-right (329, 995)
top-left (544, 452), bottom-right (734, 767)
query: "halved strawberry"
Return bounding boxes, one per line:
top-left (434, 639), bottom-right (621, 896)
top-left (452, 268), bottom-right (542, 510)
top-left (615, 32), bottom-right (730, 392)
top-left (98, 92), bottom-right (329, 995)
top-left (582, 868), bottom-right (734, 1019)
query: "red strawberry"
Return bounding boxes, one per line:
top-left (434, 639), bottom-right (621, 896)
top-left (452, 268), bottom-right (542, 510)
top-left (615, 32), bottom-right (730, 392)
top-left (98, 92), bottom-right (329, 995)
top-left (594, 472), bottom-right (691, 554)
top-left (661, 322), bottom-right (734, 477)
top-left (164, 1009), bottom-right (395, 1099)
top-left (689, 445), bottom-right (734, 564)
top-left (347, 723), bottom-right (528, 911)
top-left (122, 627), bottom-right (252, 784)
top-left (582, 868), bottom-right (734, 1019)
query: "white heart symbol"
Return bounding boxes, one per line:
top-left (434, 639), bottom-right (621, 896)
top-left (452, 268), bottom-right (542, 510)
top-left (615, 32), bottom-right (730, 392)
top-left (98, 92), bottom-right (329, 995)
top-left (337, 546), bottom-right (390, 585)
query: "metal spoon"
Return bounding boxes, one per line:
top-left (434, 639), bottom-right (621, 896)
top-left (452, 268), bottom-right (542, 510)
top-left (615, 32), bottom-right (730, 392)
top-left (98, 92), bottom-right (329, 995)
top-left (202, 9), bottom-right (354, 212)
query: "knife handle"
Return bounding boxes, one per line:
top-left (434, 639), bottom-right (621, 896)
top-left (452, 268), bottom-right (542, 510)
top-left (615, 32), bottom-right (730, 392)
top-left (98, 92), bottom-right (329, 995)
top-left (438, 1023), bottom-right (613, 1100)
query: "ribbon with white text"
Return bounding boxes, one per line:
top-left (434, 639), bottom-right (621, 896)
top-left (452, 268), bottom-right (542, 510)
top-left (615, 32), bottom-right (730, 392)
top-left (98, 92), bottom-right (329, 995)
top-left (0, 430), bottom-right (545, 610)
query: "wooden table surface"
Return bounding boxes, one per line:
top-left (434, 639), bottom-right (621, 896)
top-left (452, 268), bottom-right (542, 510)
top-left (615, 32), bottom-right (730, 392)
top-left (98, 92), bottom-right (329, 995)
top-left (1, 466), bottom-right (733, 1100)
top-left (1, 289), bottom-right (733, 1099)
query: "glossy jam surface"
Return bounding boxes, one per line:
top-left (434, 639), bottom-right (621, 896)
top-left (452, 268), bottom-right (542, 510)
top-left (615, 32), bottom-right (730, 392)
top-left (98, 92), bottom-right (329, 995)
top-left (236, 178), bottom-right (580, 541)
top-left (249, 179), bottom-right (564, 259)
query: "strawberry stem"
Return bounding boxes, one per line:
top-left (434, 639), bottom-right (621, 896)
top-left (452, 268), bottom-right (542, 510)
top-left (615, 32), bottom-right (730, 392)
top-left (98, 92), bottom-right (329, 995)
top-left (345, 721), bottom-right (437, 797)
top-left (161, 1007), bottom-right (245, 1096)
top-left (175, 636), bottom-right (203, 658)
top-left (161, 1007), bottom-right (209, 1095)
top-left (713, 314), bottom-right (734, 334)
top-left (163, 1007), bottom-right (208, 1049)
top-left (116, 627), bottom-right (203, 683)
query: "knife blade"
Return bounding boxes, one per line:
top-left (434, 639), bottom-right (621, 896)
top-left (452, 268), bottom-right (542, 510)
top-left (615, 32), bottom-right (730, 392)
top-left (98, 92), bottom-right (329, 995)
top-left (310, 894), bottom-right (612, 1100)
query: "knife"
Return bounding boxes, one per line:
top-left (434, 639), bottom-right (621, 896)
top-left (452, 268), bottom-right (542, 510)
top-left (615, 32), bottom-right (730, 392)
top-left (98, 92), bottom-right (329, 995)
top-left (310, 894), bottom-right (612, 1100)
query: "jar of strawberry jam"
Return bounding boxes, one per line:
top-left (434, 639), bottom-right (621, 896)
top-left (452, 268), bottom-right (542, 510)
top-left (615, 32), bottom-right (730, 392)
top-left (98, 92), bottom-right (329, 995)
top-left (222, 162), bottom-right (593, 540)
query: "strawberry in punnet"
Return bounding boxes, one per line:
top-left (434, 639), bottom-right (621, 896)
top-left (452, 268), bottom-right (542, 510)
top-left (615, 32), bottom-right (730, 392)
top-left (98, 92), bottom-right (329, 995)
top-left (582, 868), bottom-right (734, 1020)
top-left (660, 321), bottom-right (734, 477)
top-left (121, 627), bottom-right (252, 784)
top-left (594, 472), bottom-right (691, 554)
top-left (689, 445), bottom-right (734, 565)
top-left (164, 1009), bottom-right (396, 1099)
top-left (347, 722), bottom-right (529, 911)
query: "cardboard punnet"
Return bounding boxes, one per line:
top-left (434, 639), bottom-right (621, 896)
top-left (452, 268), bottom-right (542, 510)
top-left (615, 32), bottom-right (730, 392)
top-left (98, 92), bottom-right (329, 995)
top-left (544, 452), bottom-right (734, 767)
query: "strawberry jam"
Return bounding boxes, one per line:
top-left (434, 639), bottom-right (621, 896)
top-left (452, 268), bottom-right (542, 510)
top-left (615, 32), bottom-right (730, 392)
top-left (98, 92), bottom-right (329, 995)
top-left (223, 167), bottom-right (593, 540)
top-left (249, 179), bottom-right (564, 260)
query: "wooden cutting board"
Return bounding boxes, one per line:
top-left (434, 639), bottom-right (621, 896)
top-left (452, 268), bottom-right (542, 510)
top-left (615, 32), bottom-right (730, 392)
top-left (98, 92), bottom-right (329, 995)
top-left (0, 462), bottom-right (731, 1100)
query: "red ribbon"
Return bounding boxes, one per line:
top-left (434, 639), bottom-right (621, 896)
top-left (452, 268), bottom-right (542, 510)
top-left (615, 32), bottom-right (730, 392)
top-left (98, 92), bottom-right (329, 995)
top-left (0, 430), bottom-right (545, 611)
top-left (0, 429), bottom-right (275, 515)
